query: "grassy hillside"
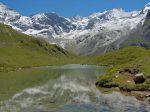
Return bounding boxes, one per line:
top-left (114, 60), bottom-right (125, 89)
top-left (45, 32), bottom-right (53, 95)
top-left (90, 46), bottom-right (149, 65)
top-left (0, 23), bottom-right (83, 72)
top-left (94, 46), bottom-right (150, 97)
top-left (0, 23), bottom-right (88, 101)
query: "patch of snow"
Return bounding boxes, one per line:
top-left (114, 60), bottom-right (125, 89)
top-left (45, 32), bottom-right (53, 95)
top-left (7, 23), bottom-right (22, 31)
top-left (23, 29), bottom-right (48, 35)
top-left (0, 3), bottom-right (8, 10)
top-left (143, 2), bottom-right (150, 13)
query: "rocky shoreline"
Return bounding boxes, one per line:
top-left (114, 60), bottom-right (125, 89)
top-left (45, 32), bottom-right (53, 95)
top-left (97, 86), bottom-right (150, 103)
top-left (96, 68), bottom-right (150, 102)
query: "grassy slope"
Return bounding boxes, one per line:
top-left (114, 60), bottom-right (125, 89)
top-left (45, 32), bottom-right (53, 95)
top-left (89, 46), bottom-right (149, 65)
top-left (0, 23), bottom-right (87, 101)
top-left (0, 23), bottom-right (83, 71)
top-left (92, 46), bottom-right (150, 91)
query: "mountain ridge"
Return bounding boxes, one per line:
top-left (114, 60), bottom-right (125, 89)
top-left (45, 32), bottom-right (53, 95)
top-left (0, 2), bottom-right (150, 55)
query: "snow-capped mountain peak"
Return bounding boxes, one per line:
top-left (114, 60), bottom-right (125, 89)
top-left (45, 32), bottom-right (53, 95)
top-left (31, 13), bottom-right (47, 21)
top-left (31, 12), bottom-right (59, 20)
top-left (0, 2), bottom-right (149, 55)
top-left (70, 16), bottom-right (89, 29)
top-left (0, 2), bottom-right (9, 10)
top-left (0, 2), bottom-right (20, 15)
top-left (142, 2), bottom-right (150, 13)
top-left (0, 2), bottom-right (20, 23)
top-left (89, 12), bottom-right (105, 18)
top-left (100, 8), bottom-right (139, 20)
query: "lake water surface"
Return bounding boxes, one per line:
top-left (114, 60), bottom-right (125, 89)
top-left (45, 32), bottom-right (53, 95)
top-left (0, 64), bottom-right (150, 112)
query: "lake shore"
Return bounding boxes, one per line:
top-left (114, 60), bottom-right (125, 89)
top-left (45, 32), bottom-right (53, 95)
top-left (98, 87), bottom-right (150, 102)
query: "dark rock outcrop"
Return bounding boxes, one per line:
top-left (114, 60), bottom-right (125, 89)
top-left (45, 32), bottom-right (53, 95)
top-left (133, 73), bottom-right (145, 84)
top-left (119, 68), bottom-right (140, 75)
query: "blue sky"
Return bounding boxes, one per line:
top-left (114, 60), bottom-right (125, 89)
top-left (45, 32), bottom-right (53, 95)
top-left (1, 0), bottom-right (150, 17)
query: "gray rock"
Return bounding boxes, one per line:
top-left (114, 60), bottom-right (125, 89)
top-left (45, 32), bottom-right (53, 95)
top-left (146, 94), bottom-right (150, 97)
top-left (133, 73), bottom-right (145, 84)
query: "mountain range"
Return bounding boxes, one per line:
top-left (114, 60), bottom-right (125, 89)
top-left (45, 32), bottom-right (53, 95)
top-left (0, 2), bottom-right (150, 55)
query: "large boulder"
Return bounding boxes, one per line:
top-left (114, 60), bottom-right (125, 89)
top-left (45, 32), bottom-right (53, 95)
top-left (133, 73), bottom-right (145, 84)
